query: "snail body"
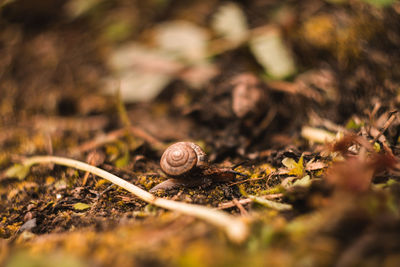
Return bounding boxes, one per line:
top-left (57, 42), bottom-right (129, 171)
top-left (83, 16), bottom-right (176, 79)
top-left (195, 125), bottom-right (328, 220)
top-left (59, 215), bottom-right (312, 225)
top-left (151, 142), bottom-right (245, 192)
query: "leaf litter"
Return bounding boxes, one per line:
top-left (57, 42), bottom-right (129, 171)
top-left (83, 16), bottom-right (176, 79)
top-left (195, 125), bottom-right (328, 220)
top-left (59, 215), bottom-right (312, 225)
top-left (1, 0), bottom-right (400, 266)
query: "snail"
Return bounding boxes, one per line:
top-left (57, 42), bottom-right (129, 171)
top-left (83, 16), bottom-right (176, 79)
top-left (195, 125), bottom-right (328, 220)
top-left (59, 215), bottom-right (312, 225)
top-left (150, 142), bottom-right (245, 192)
top-left (160, 142), bottom-right (208, 177)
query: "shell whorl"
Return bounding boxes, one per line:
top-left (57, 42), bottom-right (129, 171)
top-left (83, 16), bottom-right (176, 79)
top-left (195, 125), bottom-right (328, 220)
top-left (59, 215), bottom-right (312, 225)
top-left (160, 142), bottom-right (207, 177)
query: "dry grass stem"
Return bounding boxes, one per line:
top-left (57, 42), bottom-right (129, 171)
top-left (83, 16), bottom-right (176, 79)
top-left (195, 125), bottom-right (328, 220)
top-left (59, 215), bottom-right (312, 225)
top-left (21, 156), bottom-right (248, 243)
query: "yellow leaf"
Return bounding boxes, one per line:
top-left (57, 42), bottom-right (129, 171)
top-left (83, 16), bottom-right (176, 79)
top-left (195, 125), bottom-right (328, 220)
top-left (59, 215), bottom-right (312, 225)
top-left (282, 156), bottom-right (305, 177)
top-left (73, 203), bottom-right (91, 211)
top-left (250, 196), bottom-right (292, 211)
top-left (292, 175), bottom-right (311, 187)
top-left (4, 164), bottom-right (31, 180)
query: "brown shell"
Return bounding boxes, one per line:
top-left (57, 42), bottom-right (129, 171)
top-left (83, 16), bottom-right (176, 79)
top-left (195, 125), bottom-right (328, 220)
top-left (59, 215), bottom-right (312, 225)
top-left (160, 142), bottom-right (208, 177)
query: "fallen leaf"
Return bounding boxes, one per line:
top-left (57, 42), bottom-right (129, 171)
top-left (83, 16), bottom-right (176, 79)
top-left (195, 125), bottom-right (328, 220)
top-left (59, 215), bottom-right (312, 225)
top-left (212, 2), bottom-right (249, 44)
top-left (103, 43), bottom-right (181, 102)
top-left (301, 126), bottom-right (336, 144)
top-left (292, 175), bottom-right (311, 187)
top-left (73, 203), bottom-right (91, 211)
top-left (250, 195), bottom-right (292, 211)
top-left (361, 0), bottom-right (397, 7)
top-left (305, 161), bottom-right (327, 171)
top-left (282, 156), bottom-right (304, 177)
top-left (64, 0), bottom-right (102, 18)
top-left (4, 164), bottom-right (31, 180)
top-left (154, 20), bottom-right (209, 62)
top-left (249, 27), bottom-right (296, 79)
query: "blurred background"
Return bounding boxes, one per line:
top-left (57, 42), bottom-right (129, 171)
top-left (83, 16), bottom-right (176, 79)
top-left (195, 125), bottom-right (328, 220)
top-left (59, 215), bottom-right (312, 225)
top-left (1, 0), bottom-right (400, 156)
top-left (2, 0), bottom-right (400, 266)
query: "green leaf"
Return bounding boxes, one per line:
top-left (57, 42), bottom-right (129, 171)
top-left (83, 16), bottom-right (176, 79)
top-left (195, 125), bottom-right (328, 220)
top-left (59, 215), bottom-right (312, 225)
top-left (6, 251), bottom-right (86, 267)
top-left (292, 175), bottom-right (311, 187)
top-left (387, 179), bottom-right (398, 186)
top-left (115, 149), bottom-right (130, 168)
top-left (361, 0), bottom-right (397, 7)
top-left (4, 163), bottom-right (32, 180)
top-left (73, 203), bottom-right (91, 211)
top-left (260, 186), bottom-right (285, 195)
top-left (250, 196), bottom-right (292, 211)
top-left (345, 118), bottom-right (364, 130)
top-left (282, 156), bottom-right (304, 177)
top-left (373, 142), bottom-right (381, 152)
top-left (238, 184), bottom-right (249, 197)
top-left (103, 20), bottom-right (133, 43)
top-left (282, 158), bottom-right (297, 169)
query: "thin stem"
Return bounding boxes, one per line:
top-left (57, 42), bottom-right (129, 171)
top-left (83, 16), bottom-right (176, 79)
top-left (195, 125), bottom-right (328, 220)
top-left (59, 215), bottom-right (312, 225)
top-left (22, 156), bottom-right (248, 243)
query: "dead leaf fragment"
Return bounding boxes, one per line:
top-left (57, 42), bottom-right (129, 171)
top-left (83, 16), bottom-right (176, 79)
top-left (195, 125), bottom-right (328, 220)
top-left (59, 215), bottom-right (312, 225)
top-left (292, 175), bottom-right (311, 187)
top-left (249, 27), bottom-right (296, 79)
top-left (250, 195), bottom-right (293, 211)
top-left (154, 20), bottom-right (209, 62)
top-left (231, 73), bottom-right (266, 118)
top-left (326, 157), bottom-right (374, 192)
top-left (4, 163), bottom-right (31, 180)
top-left (104, 43), bottom-right (178, 102)
top-left (212, 2), bottom-right (249, 44)
top-left (73, 203), bottom-right (91, 211)
top-left (305, 161), bottom-right (327, 171)
top-left (301, 126), bottom-right (336, 144)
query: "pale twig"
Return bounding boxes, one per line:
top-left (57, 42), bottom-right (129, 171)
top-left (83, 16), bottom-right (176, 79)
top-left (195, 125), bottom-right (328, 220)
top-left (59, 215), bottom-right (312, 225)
top-left (218, 194), bottom-right (284, 210)
top-left (371, 111), bottom-right (397, 144)
top-left (20, 156), bottom-right (248, 243)
top-left (232, 198), bottom-right (248, 216)
top-left (70, 126), bottom-right (165, 155)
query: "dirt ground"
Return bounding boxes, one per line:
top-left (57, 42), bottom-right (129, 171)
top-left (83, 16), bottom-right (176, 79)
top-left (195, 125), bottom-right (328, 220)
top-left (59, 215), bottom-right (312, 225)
top-left (2, 0), bottom-right (400, 266)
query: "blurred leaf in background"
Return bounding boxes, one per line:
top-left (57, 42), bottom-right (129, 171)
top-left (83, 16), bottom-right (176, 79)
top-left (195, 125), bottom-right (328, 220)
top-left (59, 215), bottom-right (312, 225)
top-left (154, 20), bottom-right (209, 62)
top-left (211, 2), bottom-right (249, 45)
top-left (6, 251), bottom-right (87, 267)
top-left (250, 27), bottom-right (296, 79)
top-left (360, 0), bottom-right (397, 7)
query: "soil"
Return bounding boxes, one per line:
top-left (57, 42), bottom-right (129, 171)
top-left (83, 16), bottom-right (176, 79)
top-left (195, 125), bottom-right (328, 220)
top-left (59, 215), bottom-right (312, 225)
top-left (1, 1), bottom-right (400, 266)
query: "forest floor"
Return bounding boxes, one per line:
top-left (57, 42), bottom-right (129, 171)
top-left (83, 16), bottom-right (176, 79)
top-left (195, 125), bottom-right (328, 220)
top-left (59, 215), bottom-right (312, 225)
top-left (1, 1), bottom-right (400, 266)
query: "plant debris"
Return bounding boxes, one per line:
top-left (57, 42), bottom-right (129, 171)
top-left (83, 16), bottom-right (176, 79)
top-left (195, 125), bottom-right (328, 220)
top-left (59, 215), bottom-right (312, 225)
top-left (2, 0), bottom-right (400, 266)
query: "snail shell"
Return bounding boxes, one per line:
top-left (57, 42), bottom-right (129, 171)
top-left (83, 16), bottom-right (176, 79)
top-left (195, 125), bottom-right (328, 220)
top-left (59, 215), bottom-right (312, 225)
top-left (160, 142), bottom-right (208, 178)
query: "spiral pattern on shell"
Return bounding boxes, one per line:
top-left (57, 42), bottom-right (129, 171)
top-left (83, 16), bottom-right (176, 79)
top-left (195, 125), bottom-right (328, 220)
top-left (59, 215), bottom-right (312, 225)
top-left (160, 142), bottom-right (207, 177)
